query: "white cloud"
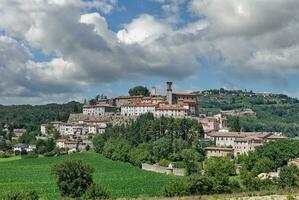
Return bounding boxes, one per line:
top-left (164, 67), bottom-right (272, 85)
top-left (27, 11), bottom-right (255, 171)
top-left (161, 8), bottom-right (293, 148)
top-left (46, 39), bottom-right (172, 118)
top-left (0, 0), bottom-right (299, 104)
top-left (117, 14), bottom-right (172, 45)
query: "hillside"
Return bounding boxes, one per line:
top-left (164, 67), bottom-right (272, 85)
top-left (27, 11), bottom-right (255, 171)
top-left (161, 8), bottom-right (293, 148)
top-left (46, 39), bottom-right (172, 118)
top-left (197, 89), bottom-right (299, 137)
top-left (0, 152), bottom-right (179, 199)
top-left (0, 101), bottom-right (82, 132)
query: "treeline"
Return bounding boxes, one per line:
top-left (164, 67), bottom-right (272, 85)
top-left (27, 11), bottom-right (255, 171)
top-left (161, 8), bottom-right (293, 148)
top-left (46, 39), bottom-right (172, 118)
top-left (0, 101), bottom-right (82, 132)
top-left (93, 113), bottom-right (206, 174)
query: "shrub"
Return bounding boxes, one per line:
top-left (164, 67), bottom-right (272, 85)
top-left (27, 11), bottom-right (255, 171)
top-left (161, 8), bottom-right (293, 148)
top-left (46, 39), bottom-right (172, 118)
top-left (278, 164), bottom-right (299, 188)
top-left (162, 180), bottom-right (189, 197)
top-left (44, 151), bottom-right (56, 157)
top-left (174, 161), bottom-right (186, 169)
top-left (81, 183), bottom-right (111, 200)
top-left (185, 161), bottom-right (200, 176)
top-left (4, 191), bottom-right (39, 200)
top-left (188, 175), bottom-right (213, 195)
top-left (92, 135), bottom-right (106, 154)
top-left (103, 139), bottom-right (131, 162)
top-left (159, 159), bottom-right (171, 167)
top-left (21, 152), bottom-right (38, 159)
top-left (0, 152), bottom-right (11, 158)
top-left (52, 159), bottom-right (94, 198)
top-left (129, 143), bottom-right (150, 167)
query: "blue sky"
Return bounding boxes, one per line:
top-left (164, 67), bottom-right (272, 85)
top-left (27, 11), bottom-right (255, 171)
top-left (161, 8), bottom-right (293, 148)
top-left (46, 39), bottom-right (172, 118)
top-left (0, 0), bottom-right (299, 104)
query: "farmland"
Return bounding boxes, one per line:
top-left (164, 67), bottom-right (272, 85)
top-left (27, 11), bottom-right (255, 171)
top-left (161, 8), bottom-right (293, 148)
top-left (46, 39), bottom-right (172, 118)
top-left (0, 152), bottom-right (179, 199)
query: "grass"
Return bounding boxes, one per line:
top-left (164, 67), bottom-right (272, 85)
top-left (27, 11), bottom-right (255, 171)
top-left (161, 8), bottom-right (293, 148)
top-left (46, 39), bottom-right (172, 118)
top-left (0, 152), bottom-right (179, 199)
top-left (0, 156), bottom-right (21, 162)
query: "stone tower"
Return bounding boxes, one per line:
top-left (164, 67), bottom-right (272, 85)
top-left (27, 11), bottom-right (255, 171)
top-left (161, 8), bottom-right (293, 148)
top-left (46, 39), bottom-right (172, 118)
top-left (166, 81), bottom-right (173, 105)
top-left (151, 86), bottom-right (157, 97)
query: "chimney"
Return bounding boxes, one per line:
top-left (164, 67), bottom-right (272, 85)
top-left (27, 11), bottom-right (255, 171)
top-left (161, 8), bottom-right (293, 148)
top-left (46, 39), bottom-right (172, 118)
top-left (166, 81), bottom-right (173, 105)
top-left (151, 86), bottom-right (157, 97)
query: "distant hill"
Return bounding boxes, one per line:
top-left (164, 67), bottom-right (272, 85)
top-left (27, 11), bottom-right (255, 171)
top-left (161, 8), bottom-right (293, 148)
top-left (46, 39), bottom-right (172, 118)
top-left (197, 89), bottom-right (299, 137)
top-left (0, 101), bottom-right (82, 132)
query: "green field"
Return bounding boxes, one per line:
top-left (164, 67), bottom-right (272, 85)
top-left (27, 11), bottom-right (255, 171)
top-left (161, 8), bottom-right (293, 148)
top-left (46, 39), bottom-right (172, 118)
top-left (0, 152), bottom-right (179, 199)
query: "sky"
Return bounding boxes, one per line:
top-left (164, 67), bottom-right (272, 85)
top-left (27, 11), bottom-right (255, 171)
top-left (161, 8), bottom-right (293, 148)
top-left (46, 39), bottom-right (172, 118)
top-left (1, 0), bottom-right (299, 105)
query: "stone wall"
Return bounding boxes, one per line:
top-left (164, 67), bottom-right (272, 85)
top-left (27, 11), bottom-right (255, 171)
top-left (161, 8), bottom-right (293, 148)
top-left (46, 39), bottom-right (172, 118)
top-left (141, 163), bottom-right (185, 176)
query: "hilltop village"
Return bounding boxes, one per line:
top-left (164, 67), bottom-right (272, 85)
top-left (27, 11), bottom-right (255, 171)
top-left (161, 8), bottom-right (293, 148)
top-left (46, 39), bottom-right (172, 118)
top-left (24, 81), bottom-right (286, 158)
top-left (0, 82), bottom-right (298, 199)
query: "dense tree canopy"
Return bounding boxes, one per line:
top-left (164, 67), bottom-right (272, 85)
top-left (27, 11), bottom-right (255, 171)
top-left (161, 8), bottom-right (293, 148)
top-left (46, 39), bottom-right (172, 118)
top-left (128, 86), bottom-right (150, 96)
top-left (0, 101), bottom-right (82, 133)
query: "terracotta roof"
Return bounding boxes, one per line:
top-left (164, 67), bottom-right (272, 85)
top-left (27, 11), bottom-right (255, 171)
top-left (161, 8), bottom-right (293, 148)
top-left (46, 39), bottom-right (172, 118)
top-left (142, 97), bottom-right (166, 100)
top-left (209, 132), bottom-right (250, 138)
top-left (84, 104), bottom-right (115, 108)
top-left (235, 137), bottom-right (264, 142)
top-left (115, 95), bottom-right (144, 100)
top-left (267, 134), bottom-right (288, 140)
top-left (156, 105), bottom-right (187, 111)
top-left (205, 147), bottom-right (234, 151)
top-left (173, 93), bottom-right (196, 96)
top-left (125, 102), bottom-right (156, 107)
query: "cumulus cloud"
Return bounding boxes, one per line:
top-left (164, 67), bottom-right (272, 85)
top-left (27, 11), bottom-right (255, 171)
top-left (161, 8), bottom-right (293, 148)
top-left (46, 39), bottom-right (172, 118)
top-left (0, 0), bottom-right (299, 104)
top-left (0, 0), bottom-right (199, 103)
top-left (188, 0), bottom-right (299, 85)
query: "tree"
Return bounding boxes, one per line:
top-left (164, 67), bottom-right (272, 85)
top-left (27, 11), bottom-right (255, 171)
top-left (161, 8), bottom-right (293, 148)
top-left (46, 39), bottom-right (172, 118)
top-left (152, 137), bottom-right (172, 161)
top-left (188, 175), bottom-right (213, 195)
top-left (18, 132), bottom-right (36, 144)
top-left (230, 117), bottom-right (241, 132)
top-left (51, 159), bottom-right (94, 198)
top-left (81, 184), bottom-right (111, 200)
top-left (278, 164), bottom-right (299, 188)
top-left (129, 143), bottom-right (150, 166)
top-left (181, 148), bottom-right (200, 175)
top-left (102, 139), bottom-right (131, 162)
top-left (128, 86), bottom-right (150, 96)
top-left (4, 191), bottom-right (39, 200)
top-left (204, 157), bottom-right (235, 177)
top-left (92, 134), bottom-right (106, 153)
top-left (251, 157), bottom-right (275, 176)
top-left (46, 124), bottom-right (60, 140)
top-left (0, 140), bottom-right (8, 151)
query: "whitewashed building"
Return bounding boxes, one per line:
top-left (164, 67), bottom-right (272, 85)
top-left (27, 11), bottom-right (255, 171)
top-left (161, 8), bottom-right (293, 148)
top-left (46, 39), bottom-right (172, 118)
top-left (121, 102), bottom-right (156, 116)
top-left (155, 105), bottom-right (188, 118)
top-left (83, 104), bottom-right (115, 116)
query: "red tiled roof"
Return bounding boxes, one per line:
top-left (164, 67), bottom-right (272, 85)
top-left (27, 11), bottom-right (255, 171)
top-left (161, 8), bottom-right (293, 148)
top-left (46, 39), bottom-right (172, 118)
top-left (156, 105), bottom-right (187, 111)
top-left (205, 147), bottom-right (234, 151)
top-left (173, 93), bottom-right (196, 96)
top-left (115, 95), bottom-right (144, 100)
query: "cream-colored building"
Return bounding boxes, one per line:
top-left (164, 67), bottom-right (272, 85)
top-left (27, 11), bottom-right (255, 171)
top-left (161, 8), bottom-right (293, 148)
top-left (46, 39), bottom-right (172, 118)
top-left (208, 131), bottom-right (287, 156)
top-left (121, 102), bottom-right (156, 116)
top-left (83, 104), bottom-right (115, 116)
top-left (205, 147), bottom-right (234, 158)
top-left (234, 137), bottom-right (264, 156)
top-left (155, 105), bottom-right (188, 118)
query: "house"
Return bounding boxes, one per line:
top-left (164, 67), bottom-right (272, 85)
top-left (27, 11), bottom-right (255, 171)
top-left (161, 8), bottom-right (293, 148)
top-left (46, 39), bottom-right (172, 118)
top-left (56, 139), bottom-right (78, 149)
top-left (234, 137), bottom-right (264, 156)
top-left (13, 129), bottom-right (26, 138)
top-left (205, 147), bottom-right (234, 158)
top-left (201, 114), bottom-right (227, 133)
top-left (83, 104), bottom-right (115, 116)
top-left (121, 102), bottom-right (156, 116)
top-left (40, 124), bottom-right (47, 135)
top-left (114, 95), bottom-right (144, 108)
top-left (155, 105), bottom-right (188, 118)
top-left (207, 131), bottom-right (287, 156)
top-left (288, 158), bottom-right (299, 167)
top-left (13, 144), bottom-right (36, 153)
top-left (13, 143), bottom-right (28, 152)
